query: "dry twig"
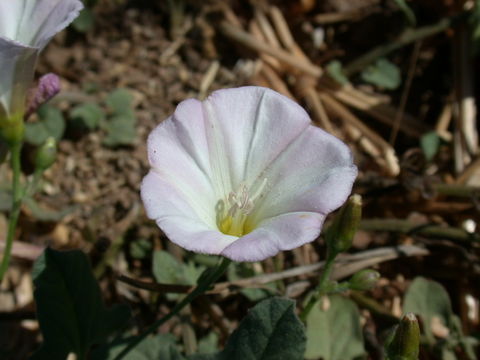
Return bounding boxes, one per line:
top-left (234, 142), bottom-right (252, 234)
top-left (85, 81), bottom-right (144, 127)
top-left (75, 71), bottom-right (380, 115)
top-left (117, 245), bottom-right (428, 295)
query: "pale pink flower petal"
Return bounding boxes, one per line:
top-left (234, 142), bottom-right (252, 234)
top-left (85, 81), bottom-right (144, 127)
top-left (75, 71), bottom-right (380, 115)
top-left (142, 171), bottom-right (237, 254)
top-left (248, 125), bottom-right (357, 225)
top-left (221, 212), bottom-right (325, 262)
top-left (141, 86), bottom-right (357, 262)
top-left (0, 39), bottom-right (37, 117)
top-left (0, 0), bottom-right (83, 49)
top-left (145, 99), bottom-right (217, 228)
top-left (203, 87), bottom-right (311, 188)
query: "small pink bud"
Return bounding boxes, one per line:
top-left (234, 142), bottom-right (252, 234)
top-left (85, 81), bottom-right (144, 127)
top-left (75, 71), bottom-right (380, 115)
top-left (26, 73), bottom-right (61, 117)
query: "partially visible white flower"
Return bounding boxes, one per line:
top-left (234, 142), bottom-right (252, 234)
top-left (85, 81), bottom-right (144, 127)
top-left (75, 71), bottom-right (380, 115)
top-left (0, 0), bottom-right (83, 119)
top-left (141, 86), bottom-right (358, 262)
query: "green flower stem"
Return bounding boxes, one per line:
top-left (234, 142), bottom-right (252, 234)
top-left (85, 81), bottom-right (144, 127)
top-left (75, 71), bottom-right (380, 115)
top-left (0, 141), bottom-right (24, 282)
top-left (300, 251), bottom-right (338, 321)
top-left (114, 257), bottom-right (232, 360)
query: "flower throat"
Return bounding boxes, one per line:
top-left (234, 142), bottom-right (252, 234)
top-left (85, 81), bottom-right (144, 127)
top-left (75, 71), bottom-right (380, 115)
top-left (217, 179), bottom-right (267, 237)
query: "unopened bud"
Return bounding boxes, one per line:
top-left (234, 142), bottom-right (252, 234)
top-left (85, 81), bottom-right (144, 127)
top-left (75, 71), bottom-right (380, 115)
top-left (35, 137), bottom-right (57, 171)
top-left (386, 313), bottom-right (420, 360)
top-left (26, 73), bottom-right (61, 118)
top-left (326, 194), bottom-right (362, 255)
top-left (349, 269), bottom-right (380, 291)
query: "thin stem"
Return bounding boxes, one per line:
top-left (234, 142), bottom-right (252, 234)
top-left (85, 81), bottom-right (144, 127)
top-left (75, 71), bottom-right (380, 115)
top-left (359, 219), bottom-right (479, 243)
top-left (350, 291), bottom-right (399, 326)
top-left (0, 141), bottom-right (23, 282)
top-left (300, 251), bottom-right (337, 321)
top-left (114, 257), bottom-right (232, 360)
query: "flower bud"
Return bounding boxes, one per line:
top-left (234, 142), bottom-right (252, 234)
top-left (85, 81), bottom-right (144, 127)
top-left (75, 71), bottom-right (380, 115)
top-left (35, 137), bottom-right (57, 172)
top-left (326, 194), bottom-right (362, 255)
top-left (386, 313), bottom-right (420, 360)
top-left (349, 269), bottom-right (380, 291)
top-left (26, 73), bottom-right (61, 118)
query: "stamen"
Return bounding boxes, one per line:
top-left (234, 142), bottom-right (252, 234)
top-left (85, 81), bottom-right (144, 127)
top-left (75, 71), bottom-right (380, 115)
top-left (217, 179), bottom-right (268, 236)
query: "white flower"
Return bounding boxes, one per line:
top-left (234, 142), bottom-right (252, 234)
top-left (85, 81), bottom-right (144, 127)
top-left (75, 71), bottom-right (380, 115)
top-left (0, 0), bottom-right (83, 119)
top-left (141, 87), bottom-right (357, 262)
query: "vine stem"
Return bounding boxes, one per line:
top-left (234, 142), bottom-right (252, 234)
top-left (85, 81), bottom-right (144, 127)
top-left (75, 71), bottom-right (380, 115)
top-left (0, 141), bottom-right (24, 282)
top-left (114, 257), bottom-right (232, 360)
top-left (300, 251), bottom-right (337, 322)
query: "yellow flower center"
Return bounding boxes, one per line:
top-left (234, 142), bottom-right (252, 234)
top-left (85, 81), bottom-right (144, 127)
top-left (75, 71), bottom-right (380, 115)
top-left (217, 179), bottom-right (267, 237)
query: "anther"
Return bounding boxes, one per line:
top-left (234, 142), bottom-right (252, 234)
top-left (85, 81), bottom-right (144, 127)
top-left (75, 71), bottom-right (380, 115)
top-left (217, 179), bottom-right (268, 236)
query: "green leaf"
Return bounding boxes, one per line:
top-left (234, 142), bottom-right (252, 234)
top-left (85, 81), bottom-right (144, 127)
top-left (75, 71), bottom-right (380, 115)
top-left (403, 277), bottom-right (453, 345)
top-left (192, 254), bottom-right (221, 267)
top-left (72, 8), bottom-right (95, 33)
top-left (441, 347), bottom-right (457, 360)
top-left (31, 248), bottom-right (131, 359)
top-left (129, 238), bottom-right (152, 259)
top-left (227, 263), bottom-right (275, 301)
top-left (91, 334), bottom-right (184, 360)
top-left (99, 299), bottom-right (304, 360)
top-left (197, 332), bottom-right (219, 355)
top-left (106, 88), bottom-right (134, 115)
top-left (217, 297), bottom-right (306, 360)
top-left (152, 251), bottom-right (205, 301)
top-left (361, 58), bottom-right (401, 90)
top-left (420, 131), bottom-right (441, 162)
top-left (458, 335), bottom-right (479, 360)
top-left (153, 250), bottom-right (188, 284)
top-left (393, 0), bottom-right (416, 27)
top-left (25, 122), bottom-right (50, 145)
top-left (24, 197), bottom-right (77, 222)
top-left (403, 278), bottom-right (479, 359)
top-left (25, 105), bottom-right (65, 146)
top-left (305, 296), bottom-right (365, 360)
top-left (103, 115), bottom-right (136, 147)
top-left (102, 89), bottom-right (136, 147)
top-left (183, 261), bottom-right (206, 285)
top-left (326, 61), bottom-right (349, 85)
top-left (82, 82), bottom-right (101, 94)
top-left (70, 102), bottom-right (104, 130)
